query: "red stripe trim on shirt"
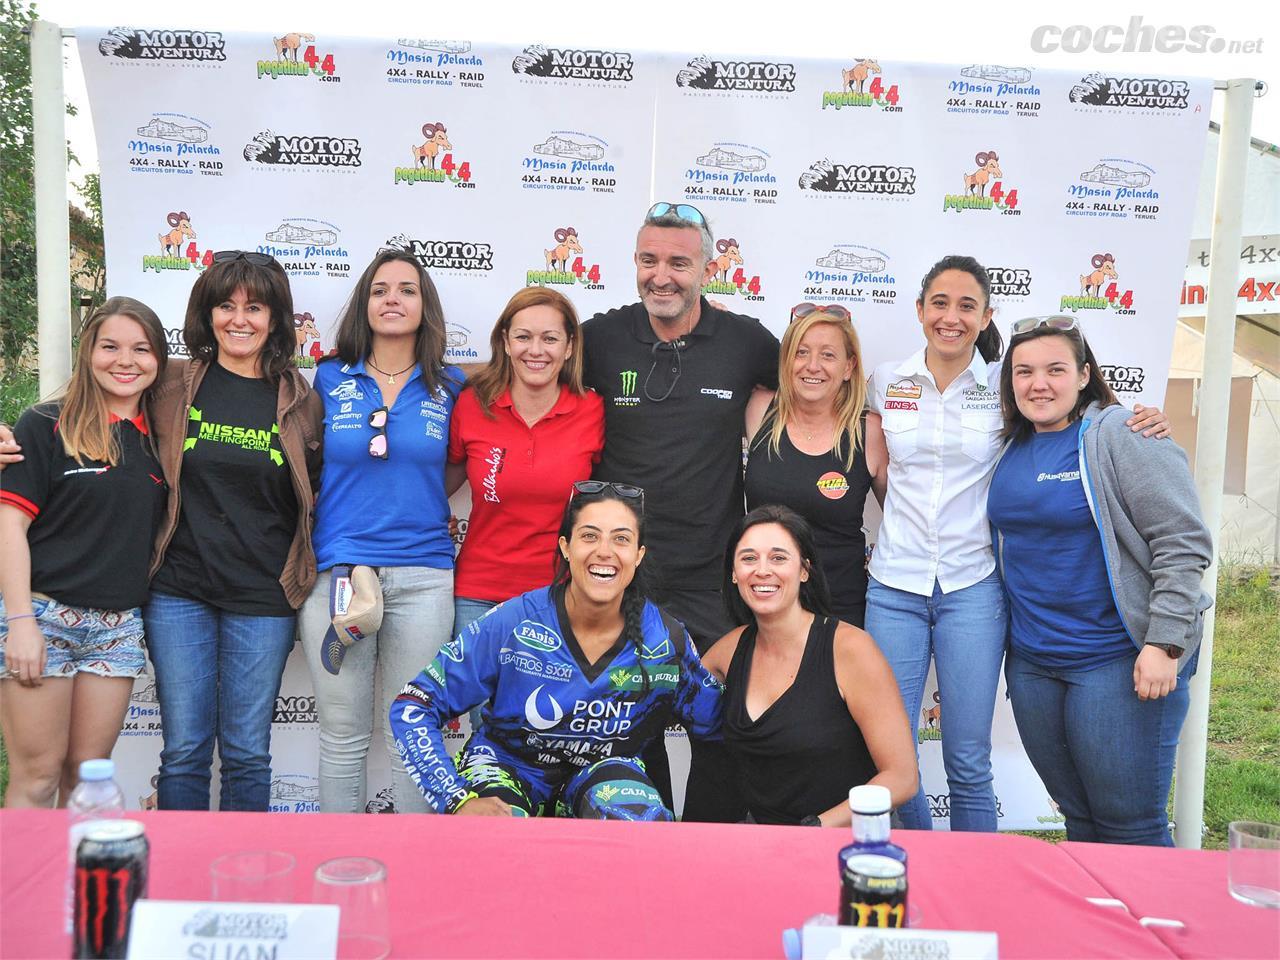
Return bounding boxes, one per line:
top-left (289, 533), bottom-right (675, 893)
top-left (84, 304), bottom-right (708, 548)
top-left (0, 490), bottom-right (40, 520)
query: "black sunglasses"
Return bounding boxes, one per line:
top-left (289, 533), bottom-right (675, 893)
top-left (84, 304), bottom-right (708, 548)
top-left (570, 480), bottom-right (645, 507)
top-left (212, 250), bottom-right (277, 267)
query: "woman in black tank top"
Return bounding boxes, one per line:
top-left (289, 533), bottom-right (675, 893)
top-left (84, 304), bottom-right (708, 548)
top-left (701, 506), bottom-right (917, 826)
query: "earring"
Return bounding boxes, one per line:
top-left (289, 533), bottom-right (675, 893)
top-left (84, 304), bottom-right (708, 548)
top-left (731, 575), bottom-right (737, 584)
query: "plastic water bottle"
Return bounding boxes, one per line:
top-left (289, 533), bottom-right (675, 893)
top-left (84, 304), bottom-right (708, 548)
top-left (66, 759), bottom-right (126, 934)
top-left (839, 784), bottom-right (908, 865)
top-left (782, 914), bottom-right (836, 960)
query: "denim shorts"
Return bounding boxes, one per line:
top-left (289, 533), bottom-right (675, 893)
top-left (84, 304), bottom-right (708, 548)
top-left (0, 596), bottom-right (146, 678)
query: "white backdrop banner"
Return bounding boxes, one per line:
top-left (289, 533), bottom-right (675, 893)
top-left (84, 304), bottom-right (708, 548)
top-left (79, 28), bottom-right (1211, 828)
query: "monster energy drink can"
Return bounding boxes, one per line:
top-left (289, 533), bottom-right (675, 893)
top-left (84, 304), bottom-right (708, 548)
top-left (74, 819), bottom-right (149, 958)
top-left (839, 854), bottom-right (907, 928)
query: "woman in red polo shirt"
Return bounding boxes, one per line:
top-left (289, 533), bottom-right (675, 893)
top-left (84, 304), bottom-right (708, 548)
top-left (447, 288), bottom-right (604, 638)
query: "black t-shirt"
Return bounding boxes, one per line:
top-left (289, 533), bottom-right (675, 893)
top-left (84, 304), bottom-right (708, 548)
top-left (152, 363), bottom-right (298, 615)
top-left (1, 403), bottom-right (167, 609)
top-left (745, 421), bottom-right (873, 625)
top-left (581, 299), bottom-right (779, 591)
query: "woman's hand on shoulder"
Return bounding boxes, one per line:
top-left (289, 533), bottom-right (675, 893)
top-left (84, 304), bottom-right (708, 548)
top-left (1134, 645), bottom-right (1179, 700)
top-left (0, 423), bottom-right (21, 467)
top-left (4, 617), bottom-right (47, 686)
top-left (1126, 403), bottom-right (1171, 439)
top-left (454, 795), bottom-right (515, 816)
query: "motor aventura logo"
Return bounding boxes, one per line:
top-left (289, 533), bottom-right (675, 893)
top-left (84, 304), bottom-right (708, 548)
top-left (986, 266), bottom-right (1033, 299)
top-left (386, 39), bottom-right (484, 88)
top-left (1100, 365), bottom-right (1146, 394)
top-left (522, 133), bottom-right (615, 194)
top-left (527, 226), bottom-right (603, 290)
top-left (803, 244), bottom-right (897, 306)
top-left (798, 160), bottom-right (916, 198)
top-left (260, 218), bottom-right (351, 280)
top-left (164, 328), bottom-right (190, 359)
top-left (1069, 72), bottom-right (1190, 110)
top-left (386, 234), bottom-right (494, 273)
top-left (702, 237), bottom-right (763, 302)
top-left (1060, 252), bottom-right (1136, 313)
top-left (243, 131), bottom-right (361, 168)
top-left (257, 31), bottom-right (338, 81)
top-left (1066, 159), bottom-right (1160, 222)
top-left (686, 143), bottom-right (777, 206)
top-left (948, 64), bottom-right (1041, 118)
top-left (943, 150), bottom-right (1021, 215)
top-left (143, 210), bottom-right (213, 273)
top-left (395, 122), bottom-right (474, 187)
top-left (821, 58), bottom-right (902, 111)
top-left (675, 55), bottom-right (796, 95)
top-left (130, 113), bottom-right (223, 177)
top-left (98, 27), bottom-right (226, 62)
top-left (273, 694), bottom-right (317, 724)
top-left (512, 45), bottom-right (634, 83)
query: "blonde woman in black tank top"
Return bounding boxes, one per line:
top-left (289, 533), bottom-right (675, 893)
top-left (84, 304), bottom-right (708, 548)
top-left (700, 505), bottom-right (916, 826)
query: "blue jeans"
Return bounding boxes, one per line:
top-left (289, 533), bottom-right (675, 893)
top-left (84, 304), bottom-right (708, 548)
top-left (143, 593), bottom-right (296, 811)
top-left (1006, 648), bottom-right (1195, 846)
top-left (865, 573), bottom-right (1008, 831)
top-left (453, 597), bottom-right (499, 730)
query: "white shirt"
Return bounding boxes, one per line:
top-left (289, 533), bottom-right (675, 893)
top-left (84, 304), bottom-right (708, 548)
top-left (868, 347), bottom-right (1004, 596)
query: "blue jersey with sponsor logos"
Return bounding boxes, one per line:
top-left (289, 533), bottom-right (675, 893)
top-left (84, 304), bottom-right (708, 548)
top-left (312, 357), bottom-right (463, 569)
top-left (390, 584), bottom-right (724, 813)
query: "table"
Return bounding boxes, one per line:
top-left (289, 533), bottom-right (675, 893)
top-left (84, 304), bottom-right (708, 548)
top-left (1061, 840), bottom-right (1280, 959)
top-left (0, 810), bottom-right (1239, 959)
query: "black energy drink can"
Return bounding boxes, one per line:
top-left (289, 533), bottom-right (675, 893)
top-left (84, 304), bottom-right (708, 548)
top-left (74, 819), bottom-right (149, 958)
top-left (839, 853), bottom-right (907, 928)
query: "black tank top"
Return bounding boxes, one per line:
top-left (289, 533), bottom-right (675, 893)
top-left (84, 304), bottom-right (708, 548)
top-left (723, 615), bottom-right (878, 825)
top-left (744, 423), bottom-right (872, 625)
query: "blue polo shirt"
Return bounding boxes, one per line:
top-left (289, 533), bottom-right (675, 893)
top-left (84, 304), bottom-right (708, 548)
top-left (313, 358), bottom-right (463, 570)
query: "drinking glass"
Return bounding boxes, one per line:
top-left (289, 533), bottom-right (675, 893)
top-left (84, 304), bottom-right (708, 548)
top-left (1229, 821), bottom-right (1280, 908)
top-left (312, 856), bottom-right (391, 959)
top-left (209, 850), bottom-right (297, 902)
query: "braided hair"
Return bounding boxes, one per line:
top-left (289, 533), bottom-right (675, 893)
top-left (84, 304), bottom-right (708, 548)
top-left (553, 485), bottom-right (653, 696)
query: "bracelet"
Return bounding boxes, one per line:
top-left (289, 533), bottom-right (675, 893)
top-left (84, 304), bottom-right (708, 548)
top-left (5, 614), bottom-right (36, 623)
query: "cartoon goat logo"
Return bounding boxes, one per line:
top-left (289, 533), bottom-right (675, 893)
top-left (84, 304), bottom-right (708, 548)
top-left (413, 122), bottom-right (452, 170)
top-left (842, 58), bottom-right (881, 94)
top-left (964, 151), bottom-right (1002, 198)
top-left (159, 212), bottom-right (195, 257)
top-left (713, 238), bottom-right (743, 283)
top-left (1080, 253), bottom-right (1118, 297)
top-left (922, 690), bottom-right (941, 729)
top-left (545, 227), bottom-right (582, 272)
top-left (273, 32), bottom-right (315, 62)
top-left (294, 312), bottom-right (321, 359)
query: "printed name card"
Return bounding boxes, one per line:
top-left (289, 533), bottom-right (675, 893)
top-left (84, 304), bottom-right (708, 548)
top-left (127, 900), bottom-right (339, 960)
top-left (803, 925), bottom-right (998, 959)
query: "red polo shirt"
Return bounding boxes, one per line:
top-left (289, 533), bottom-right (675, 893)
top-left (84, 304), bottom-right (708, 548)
top-left (449, 384), bottom-right (604, 601)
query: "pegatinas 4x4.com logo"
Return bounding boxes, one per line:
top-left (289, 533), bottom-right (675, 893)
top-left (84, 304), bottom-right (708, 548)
top-left (257, 31), bottom-right (339, 81)
top-left (527, 227), bottom-right (603, 290)
top-left (821, 59), bottom-right (902, 111)
top-left (1060, 252), bottom-right (1136, 313)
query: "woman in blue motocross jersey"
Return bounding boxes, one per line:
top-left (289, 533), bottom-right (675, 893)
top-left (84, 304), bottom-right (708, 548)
top-left (390, 481), bottom-right (723, 820)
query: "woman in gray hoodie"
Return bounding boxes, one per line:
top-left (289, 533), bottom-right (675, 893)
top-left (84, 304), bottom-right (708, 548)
top-left (987, 316), bottom-right (1212, 845)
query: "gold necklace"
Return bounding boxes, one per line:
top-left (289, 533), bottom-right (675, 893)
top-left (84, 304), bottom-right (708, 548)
top-left (367, 356), bottom-right (415, 385)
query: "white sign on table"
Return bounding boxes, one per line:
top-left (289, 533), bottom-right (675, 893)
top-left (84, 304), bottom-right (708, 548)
top-left (127, 901), bottom-right (339, 960)
top-left (803, 925), bottom-right (998, 960)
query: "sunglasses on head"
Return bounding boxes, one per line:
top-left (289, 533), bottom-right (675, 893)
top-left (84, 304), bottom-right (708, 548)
top-left (1011, 315), bottom-right (1080, 336)
top-left (645, 202), bottom-right (708, 228)
top-left (367, 406), bottom-right (389, 460)
top-left (570, 480), bottom-right (645, 508)
top-left (212, 250), bottom-right (277, 267)
top-left (790, 302), bottom-right (852, 324)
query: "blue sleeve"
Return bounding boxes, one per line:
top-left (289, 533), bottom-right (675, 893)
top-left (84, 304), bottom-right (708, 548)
top-left (672, 623), bottom-right (725, 741)
top-left (389, 605), bottom-right (506, 813)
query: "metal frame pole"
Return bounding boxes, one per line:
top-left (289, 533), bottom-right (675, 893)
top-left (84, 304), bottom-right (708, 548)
top-left (1173, 78), bottom-right (1257, 849)
top-left (31, 19), bottom-right (72, 398)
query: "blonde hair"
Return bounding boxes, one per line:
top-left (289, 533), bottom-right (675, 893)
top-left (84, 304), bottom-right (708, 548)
top-left (58, 297), bottom-right (168, 465)
top-left (755, 310), bottom-right (866, 471)
top-left (469, 287), bottom-right (585, 417)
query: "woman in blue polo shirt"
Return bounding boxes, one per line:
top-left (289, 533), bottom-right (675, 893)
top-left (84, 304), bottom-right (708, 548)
top-left (301, 250), bottom-right (464, 814)
top-left (0, 298), bottom-right (168, 806)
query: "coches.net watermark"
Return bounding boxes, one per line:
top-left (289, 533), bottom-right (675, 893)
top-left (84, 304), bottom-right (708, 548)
top-left (1031, 17), bottom-right (1263, 55)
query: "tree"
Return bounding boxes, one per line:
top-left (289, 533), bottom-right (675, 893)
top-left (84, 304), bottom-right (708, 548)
top-left (0, 0), bottom-right (38, 375)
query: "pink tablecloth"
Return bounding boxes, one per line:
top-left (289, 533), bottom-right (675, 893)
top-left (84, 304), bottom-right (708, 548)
top-left (1061, 840), bottom-right (1280, 959)
top-left (2, 810), bottom-right (1177, 959)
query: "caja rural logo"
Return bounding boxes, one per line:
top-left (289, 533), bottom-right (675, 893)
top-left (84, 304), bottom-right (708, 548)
top-left (526, 227), bottom-right (603, 290)
top-left (1069, 72), bottom-right (1190, 110)
top-left (143, 211), bottom-right (216, 274)
top-left (521, 133), bottom-right (616, 195)
top-left (798, 160), bottom-right (916, 199)
top-left (512, 45), bottom-right (634, 83)
top-left (129, 113), bottom-right (223, 177)
top-left (1059, 252), bottom-right (1136, 314)
top-left (1066, 159), bottom-right (1160, 223)
top-left (98, 27), bottom-right (225, 62)
top-left (386, 39), bottom-right (484, 89)
top-left (820, 58), bottom-right (902, 111)
top-left (257, 31), bottom-right (339, 81)
top-left (675, 55), bottom-right (796, 96)
top-left (259, 218), bottom-right (350, 280)
top-left (395, 122), bottom-right (475, 187)
top-left (243, 130), bottom-right (361, 168)
top-left (702, 237), bottom-right (764, 302)
top-left (685, 143), bottom-right (777, 206)
top-left (942, 150), bottom-right (1022, 215)
top-left (386, 234), bottom-right (495, 273)
top-left (947, 64), bottom-right (1041, 118)
top-left (803, 244), bottom-right (897, 306)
